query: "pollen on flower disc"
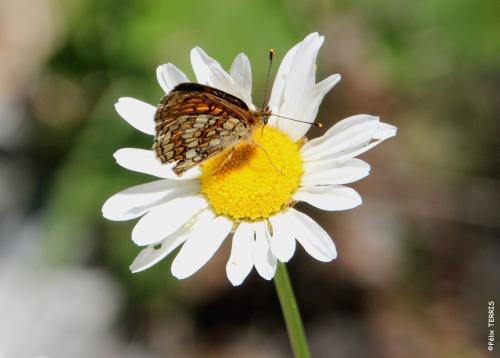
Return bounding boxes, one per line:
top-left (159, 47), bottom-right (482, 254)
top-left (200, 126), bottom-right (303, 221)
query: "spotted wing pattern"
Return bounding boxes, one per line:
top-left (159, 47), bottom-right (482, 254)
top-left (153, 83), bottom-right (256, 175)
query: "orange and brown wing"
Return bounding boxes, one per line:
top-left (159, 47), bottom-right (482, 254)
top-left (153, 86), bottom-right (253, 175)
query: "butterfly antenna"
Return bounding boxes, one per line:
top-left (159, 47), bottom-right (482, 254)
top-left (261, 49), bottom-right (274, 111)
top-left (270, 113), bottom-right (323, 128)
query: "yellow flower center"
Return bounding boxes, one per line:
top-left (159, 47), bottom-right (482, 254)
top-left (200, 126), bottom-right (303, 221)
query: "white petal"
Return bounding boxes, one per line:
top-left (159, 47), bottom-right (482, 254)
top-left (269, 213), bottom-right (296, 262)
top-left (113, 148), bottom-right (170, 178)
top-left (268, 41), bottom-right (300, 125)
top-left (131, 195), bottom-right (208, 246)
top-left (226, 222), bottom-right (255, 286)
top-left (277, 74), bottom-right (341, 141)
top-left (171, 212), bottom-right (232, 279)
top-left (210, 65), bottom-right (252, 107)
top-left (230, 53), bottom-right (252, 103)
top-left (130, 228), bottom-right (189, 273)
top-left (302, 114), bottom-right (376, 152)
top-left (302, 158), bottom-right (370, 186)
top-left (163, 164), bottom-right (201, 180)
top-left (298, 74), bottom-right (341, 130)
top-left (332, 135), bottom-right (396, 161)
top-left (156, 63), bottom-right (189, 94)
top-left (373, 122), bottom-right (398, 140)
top-left (115, 97), bottom-right (156, 135)
top-left (282, 33), bottom-right (323, 105)
top-left (102, 179), bottom-right (185, 221)
top-left (191, 47), bottom-right (252, 108)
top-left (304, 114), bottom-right (372, 148)
top-left (303, 120), bottom-right (397, 163)
top-left (267, 34), bottom-right (343, 140)
top-left (253, 221), bottom-right (277, 280)
top-left (293, 185), bottom-right (362, 211)
top-left (286, 208), bottom-right (337, 261)
top-left (191, 47), bottom-right (218, 85)
top-left (113, 148), bottom-right (200, 180)
top-left (301, 115), bottom-right (380, 161)
top-left (274, 33), bottom-right (324, 130)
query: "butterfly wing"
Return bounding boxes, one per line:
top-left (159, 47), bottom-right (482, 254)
top-left (153, 84), bottom-right (254, 175)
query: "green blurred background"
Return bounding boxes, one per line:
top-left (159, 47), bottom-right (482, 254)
top-left (1, 0), bottom-right (499, 356)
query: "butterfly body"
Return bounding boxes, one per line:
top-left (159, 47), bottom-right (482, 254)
top-left (153, 83), bottom-right (270, 176)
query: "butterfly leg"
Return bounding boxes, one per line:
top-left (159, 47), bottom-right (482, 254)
top-left (248, 139), bottom-right (286, 176)
top-left (214, 146), bottom-right (236, 175)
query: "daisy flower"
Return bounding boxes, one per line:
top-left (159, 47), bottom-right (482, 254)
top-left (102, 33), bottom-right (397, 286)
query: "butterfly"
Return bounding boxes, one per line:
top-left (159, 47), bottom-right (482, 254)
top-left (153, 82), bottom-right (271, 176)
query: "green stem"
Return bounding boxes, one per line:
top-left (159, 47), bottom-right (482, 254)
top-left (274, 262), bottom-right (311, 358)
